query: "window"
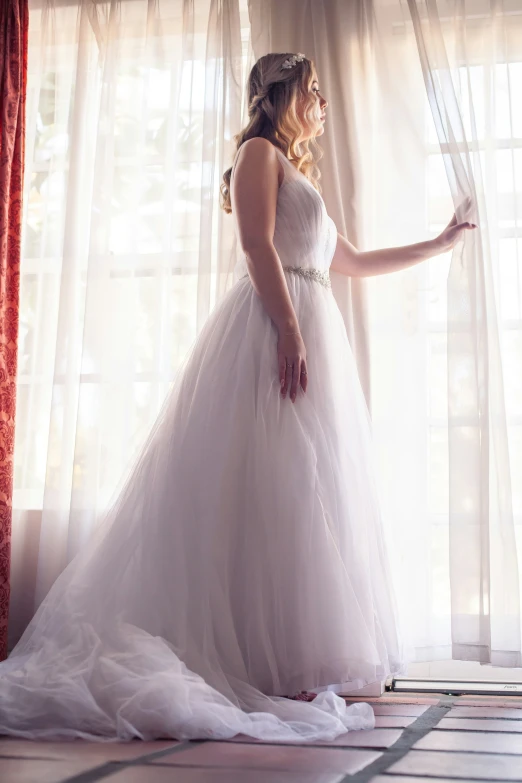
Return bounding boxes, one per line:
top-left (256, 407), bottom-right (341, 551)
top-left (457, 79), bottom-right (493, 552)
top-left (16, 1), bottom-right (252, 512)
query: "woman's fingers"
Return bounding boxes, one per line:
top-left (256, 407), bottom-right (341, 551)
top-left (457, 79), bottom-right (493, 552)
top-left (455, 221), bottom-right (477, 234)
top-left (279, 357), bottom-right (287, 393)
top-left (289, 358), bottom-right (300, 403)
top-left (299, 359), bottom-right (308, 393)
top-left (279, 356), bottom-right (307, 400)
top-left (449, 197), bottom-right (476, 230)
top-left (448, 222), bottom-right (477, 248)
top-left (281, 359), bottom-right (293, 399)
top-left (456, 196), bottom-right (473, 219)
top-left (462, 195), bottom-right (473, 215)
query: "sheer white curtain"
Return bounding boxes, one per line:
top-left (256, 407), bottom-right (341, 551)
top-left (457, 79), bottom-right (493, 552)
top-left (10, 0), bottom-right (253, 649)
top-left (369, 0), bottom-right (522, 669)
top-left (248, 0), bottom-right (522, 671)
top-left (12, 0), bottom-right (522, 675)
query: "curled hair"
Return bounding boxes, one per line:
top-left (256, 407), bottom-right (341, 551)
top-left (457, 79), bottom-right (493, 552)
top-left (220, 53), bottom-right (324, 214)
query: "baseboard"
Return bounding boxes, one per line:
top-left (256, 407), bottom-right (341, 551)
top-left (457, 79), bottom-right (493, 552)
top-left (340, 680), bottom-right (386, 698)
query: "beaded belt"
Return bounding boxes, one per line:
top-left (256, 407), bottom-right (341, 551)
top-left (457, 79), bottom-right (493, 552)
top-left (241, 265), bottom-right (331, 289)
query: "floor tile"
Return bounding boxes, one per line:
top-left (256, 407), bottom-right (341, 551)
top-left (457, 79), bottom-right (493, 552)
top-left (372, 704), bottom-right (429, 716)
top-left (150, 741), bottom-right (381, 775)
top-left (224, 729), bottom-right (402, 749)
top-left (110, 767), bottom-right (351, 783)
top-left (314, 729), bottom-right (402, 749)
top-left (437, 717), bottom-right (522, 732)
top-left (414, 729), bottom-right (522, 754)
top-left (0, 737), bottom-right (178, 761)
top-left (374, 715), bottom-right (416, 728)
top-left (387, 749), bottom-right (522, 780)
top-left (0, 756), bottom-right (97, 783)
top-left (447, 706), bottom-right (522, 719)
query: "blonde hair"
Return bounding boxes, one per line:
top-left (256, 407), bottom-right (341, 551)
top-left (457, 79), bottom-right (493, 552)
top-left (219, 53), bottom-right (324, 214)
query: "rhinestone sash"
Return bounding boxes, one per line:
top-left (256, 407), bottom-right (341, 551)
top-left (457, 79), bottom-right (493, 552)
top-left (241, 265), bottom-right (331, 289)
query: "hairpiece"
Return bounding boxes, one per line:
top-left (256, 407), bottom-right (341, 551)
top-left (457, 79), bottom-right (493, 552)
top-left (281, 53), bottom-right (306, 70)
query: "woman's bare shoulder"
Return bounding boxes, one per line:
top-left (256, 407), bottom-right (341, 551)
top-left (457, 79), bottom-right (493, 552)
top-left (233, 138), bottom-right (283, 189)
top-left (230, 138), bottom-right (281, 246)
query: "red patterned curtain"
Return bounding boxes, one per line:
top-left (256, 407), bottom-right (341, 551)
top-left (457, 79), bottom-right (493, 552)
top-left (0, 0), bottom-right (28, 661)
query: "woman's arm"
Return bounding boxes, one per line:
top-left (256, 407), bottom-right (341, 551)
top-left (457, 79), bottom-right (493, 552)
top-left (330, 208), bottom-right (477, 278)
top-left (232, 138), bottom-right (299, 332)
top-left (231, 137), bottom-right (308, 402)
top-left (330, 233), bottom-right (444, 278)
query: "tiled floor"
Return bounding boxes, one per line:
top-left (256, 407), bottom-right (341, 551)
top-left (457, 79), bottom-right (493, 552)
top-left (3, 691), bottom-right (522, 782)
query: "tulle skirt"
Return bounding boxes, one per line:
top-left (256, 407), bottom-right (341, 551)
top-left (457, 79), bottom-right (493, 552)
top-left (0, 270), bottom-right (405, 743)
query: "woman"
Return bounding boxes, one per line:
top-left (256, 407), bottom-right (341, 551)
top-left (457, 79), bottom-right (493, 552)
top-left (0, 52), bottom-right (475, 743)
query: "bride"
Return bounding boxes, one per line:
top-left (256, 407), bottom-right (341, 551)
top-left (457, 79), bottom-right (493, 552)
top-left (0, 52), bottom-right (476, 743)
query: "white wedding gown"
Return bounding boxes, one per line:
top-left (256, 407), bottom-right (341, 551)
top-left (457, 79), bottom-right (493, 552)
top-left (0, 144), bottom-right (405, 743)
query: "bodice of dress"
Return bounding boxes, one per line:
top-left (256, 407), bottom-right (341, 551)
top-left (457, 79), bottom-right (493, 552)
top-left (230, 145), bottom-right (337, 286)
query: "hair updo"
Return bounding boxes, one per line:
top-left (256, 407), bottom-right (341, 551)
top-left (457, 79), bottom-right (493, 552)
top-left (220, 52), bottom-right (323, 214)
top-left (248, 84), bottom-right (274, 114)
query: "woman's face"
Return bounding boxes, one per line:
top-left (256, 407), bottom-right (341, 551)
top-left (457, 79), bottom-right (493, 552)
top-left (296, 75), bottom-right (328, 139)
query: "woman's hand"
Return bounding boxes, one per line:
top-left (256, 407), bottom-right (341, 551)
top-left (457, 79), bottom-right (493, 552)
top-left (436, 196), bottom-right (478, 253)
top-left (278, 330), bottom-right (307, 403)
